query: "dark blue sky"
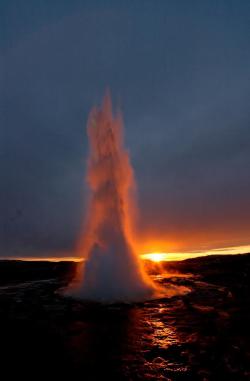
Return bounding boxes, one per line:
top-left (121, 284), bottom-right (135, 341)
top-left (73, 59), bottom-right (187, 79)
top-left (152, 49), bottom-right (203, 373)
top-left (2, 1), bottom-right (250, 257)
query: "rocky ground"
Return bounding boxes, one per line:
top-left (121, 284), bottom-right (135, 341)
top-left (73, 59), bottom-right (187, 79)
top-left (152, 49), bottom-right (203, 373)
top-left (0, 254), bottom-right (249, 380)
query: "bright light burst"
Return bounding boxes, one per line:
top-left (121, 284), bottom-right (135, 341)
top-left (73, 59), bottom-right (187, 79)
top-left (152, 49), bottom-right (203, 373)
top-left (141, 253), bottom-right (168, 262)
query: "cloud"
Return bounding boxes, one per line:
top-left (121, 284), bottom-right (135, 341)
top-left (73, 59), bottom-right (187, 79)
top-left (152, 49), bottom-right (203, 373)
top-left (2, 1), bottom-right (250, 256)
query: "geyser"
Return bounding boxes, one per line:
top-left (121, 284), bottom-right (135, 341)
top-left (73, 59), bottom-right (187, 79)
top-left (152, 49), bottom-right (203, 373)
top-left (68, 92), bottom-right (155, 302)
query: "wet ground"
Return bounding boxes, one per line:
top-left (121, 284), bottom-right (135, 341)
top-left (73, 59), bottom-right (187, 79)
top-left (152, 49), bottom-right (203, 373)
top-left (0, 254), bottom-right (249, 380)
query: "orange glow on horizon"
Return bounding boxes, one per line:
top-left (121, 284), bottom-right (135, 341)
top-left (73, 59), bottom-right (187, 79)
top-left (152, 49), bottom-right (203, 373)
top-left (142, 253), bottom-right (167, 262)
top-left (141, 244), bottom-right (250, 262)
top-left (1, 256), bottom-right (84, 262)
top-left (136, 226), bottom-right (250, 255)
top-left (4, 243), bottom-right (250, 263)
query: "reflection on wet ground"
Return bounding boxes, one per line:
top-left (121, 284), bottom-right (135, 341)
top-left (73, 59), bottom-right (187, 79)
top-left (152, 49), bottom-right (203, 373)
top-left (0, 266), bottom-right (250, 380)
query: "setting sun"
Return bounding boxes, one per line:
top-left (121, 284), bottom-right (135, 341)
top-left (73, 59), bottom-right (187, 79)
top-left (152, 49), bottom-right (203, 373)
top-left (141, 253), bottom-right (168, 262)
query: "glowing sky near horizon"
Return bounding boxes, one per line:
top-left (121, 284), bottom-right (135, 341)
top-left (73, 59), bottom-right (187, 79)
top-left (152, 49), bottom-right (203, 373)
top-left (3, 244), bottom-right (250, 263)
top-left (2, 1), bottom-right (250, 259)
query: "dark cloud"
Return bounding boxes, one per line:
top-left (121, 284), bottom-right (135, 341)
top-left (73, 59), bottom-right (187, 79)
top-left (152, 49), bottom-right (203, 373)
top-left (2, 1), bottom-right (250, 256)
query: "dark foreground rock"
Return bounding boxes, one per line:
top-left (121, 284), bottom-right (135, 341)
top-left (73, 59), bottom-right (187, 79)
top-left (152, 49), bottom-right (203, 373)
top-left (0, 254), bottom-right (249, 380)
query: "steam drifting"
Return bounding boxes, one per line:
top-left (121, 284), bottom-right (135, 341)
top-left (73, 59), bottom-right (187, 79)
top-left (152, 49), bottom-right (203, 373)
top-left (68, 92), bottom-right (155, 301)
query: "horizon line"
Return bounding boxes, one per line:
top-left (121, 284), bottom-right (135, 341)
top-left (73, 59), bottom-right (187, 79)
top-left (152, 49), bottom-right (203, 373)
top-left (1, 244), bottom-right (250, 263)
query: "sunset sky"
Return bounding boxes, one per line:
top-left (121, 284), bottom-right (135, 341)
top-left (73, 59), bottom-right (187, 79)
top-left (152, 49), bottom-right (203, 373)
top-left (2, 1), bottom-right (250, 259)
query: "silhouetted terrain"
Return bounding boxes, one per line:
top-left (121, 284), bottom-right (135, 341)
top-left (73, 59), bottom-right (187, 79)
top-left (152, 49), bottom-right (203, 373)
top-left (0, 254), bottom-right (249, 380)
top-left (0, 260), bottom-right (76, 285)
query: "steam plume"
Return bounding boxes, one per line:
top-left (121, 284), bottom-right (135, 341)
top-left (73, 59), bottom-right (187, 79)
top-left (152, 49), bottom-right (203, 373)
top-left (68, 92), bottom-right (155, 301)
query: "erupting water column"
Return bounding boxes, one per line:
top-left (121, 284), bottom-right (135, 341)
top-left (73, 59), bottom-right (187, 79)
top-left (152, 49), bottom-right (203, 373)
top-left (69, 92), bottom-right (155, 302)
